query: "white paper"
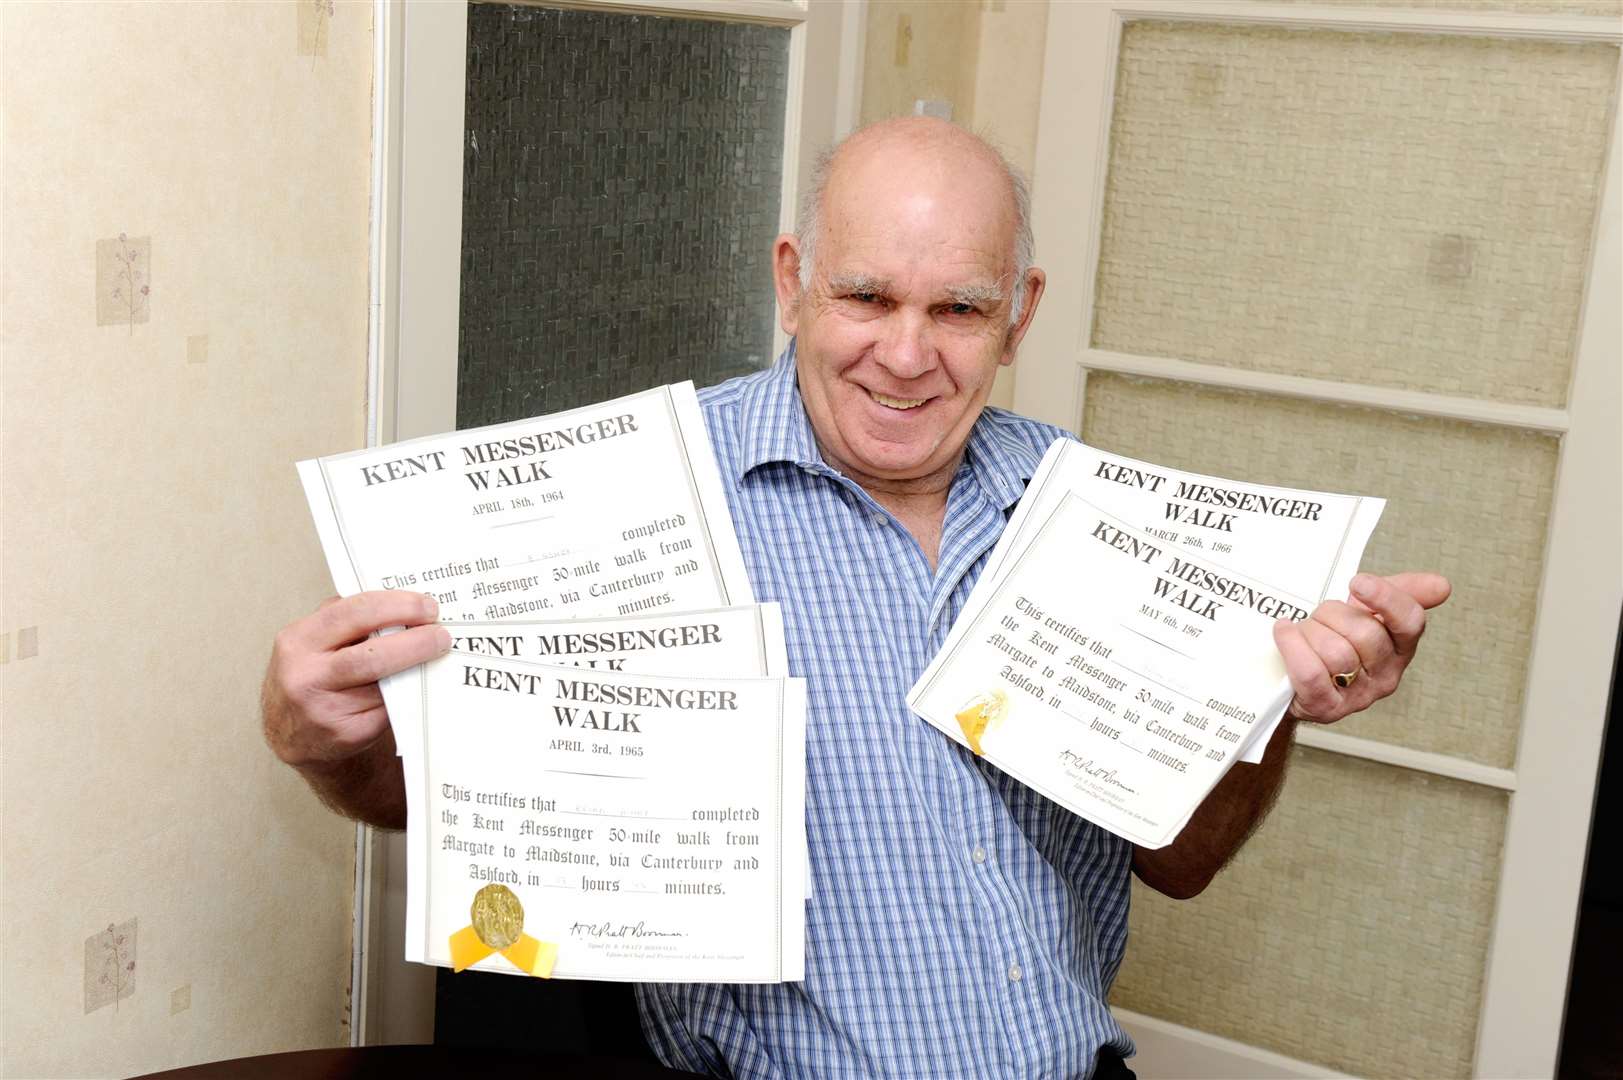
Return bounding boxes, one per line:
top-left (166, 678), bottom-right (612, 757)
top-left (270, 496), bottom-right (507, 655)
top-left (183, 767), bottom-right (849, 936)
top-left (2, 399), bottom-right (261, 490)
top-left (295, 383), bottom-right (753, 757)
top-left (403, 603), bottom-right (794, 956)
top-left (910, 440), bottom-right (1383, 848)
top-left (418, 657), bottom-right (805, 983)
top-left (973, 439), bottom-right (1381, 761)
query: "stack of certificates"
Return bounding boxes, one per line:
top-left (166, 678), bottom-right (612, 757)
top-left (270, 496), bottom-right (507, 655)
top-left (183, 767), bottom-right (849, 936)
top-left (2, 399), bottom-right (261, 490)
top-left (909, 440), bottom-right (1384, 850)
top-left (298, 384), bottom-right (805, 983)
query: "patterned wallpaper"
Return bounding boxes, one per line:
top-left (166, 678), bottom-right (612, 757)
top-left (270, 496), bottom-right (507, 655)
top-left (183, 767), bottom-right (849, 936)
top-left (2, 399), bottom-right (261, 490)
top-left (2, 2), bottom-right (369, 1074)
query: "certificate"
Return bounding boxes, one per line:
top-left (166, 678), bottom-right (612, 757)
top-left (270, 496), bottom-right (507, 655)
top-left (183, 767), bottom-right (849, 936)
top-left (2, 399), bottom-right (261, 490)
top-left (418, 657), bottom-right (806, 983)
top-left (909, 440), bottom-right (1383, 848)
top-left (402, 603), bottom-right (793, 959)
top-left (296, 383), bottom-right (753, 755)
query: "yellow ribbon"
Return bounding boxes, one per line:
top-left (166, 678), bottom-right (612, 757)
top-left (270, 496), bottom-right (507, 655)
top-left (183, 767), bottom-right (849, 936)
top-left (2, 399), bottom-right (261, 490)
top-left (448, 925), bottom-right (558, 977)
top-left (449, 883), bottom-right (558, 977)
top-left (955, 689), bottom-right (1010, 756)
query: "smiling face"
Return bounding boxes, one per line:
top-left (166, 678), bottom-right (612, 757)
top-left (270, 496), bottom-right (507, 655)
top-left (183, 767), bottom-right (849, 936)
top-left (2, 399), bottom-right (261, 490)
top-left (774, 121), bottom-right (1045, 495)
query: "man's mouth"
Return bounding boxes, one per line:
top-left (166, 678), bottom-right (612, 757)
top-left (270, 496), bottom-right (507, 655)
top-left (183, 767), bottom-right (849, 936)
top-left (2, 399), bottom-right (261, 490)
top-left (868, 390), bottom-right (928, 411)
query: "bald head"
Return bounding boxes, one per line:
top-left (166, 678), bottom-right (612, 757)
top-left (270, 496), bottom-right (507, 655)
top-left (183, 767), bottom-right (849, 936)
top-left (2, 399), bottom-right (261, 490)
top-left (795, 118), bottom-right (1035, 325)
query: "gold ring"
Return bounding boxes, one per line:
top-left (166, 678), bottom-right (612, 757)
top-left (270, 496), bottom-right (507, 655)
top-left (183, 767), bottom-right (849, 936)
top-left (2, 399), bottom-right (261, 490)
top-left (1333, 669), bottom-right (1360, 689)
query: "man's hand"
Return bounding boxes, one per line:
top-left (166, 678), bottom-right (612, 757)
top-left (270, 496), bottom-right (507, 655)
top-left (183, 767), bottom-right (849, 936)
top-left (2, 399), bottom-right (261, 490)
top-left (1273, 571), bottom-right (1451, 725)
top-left (261, 591), bottom-right (450, 827)
top-left (1136, 570), bottom-right (1450, 899)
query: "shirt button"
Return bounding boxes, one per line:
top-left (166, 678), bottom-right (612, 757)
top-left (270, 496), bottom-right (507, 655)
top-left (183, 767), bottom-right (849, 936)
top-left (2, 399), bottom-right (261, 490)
top-left (870, 512), bottom-right (888, 528)
top-left (1008, 963), bottom-right (1023, 983)
top-left (972, 846), bottom-right (987, 864)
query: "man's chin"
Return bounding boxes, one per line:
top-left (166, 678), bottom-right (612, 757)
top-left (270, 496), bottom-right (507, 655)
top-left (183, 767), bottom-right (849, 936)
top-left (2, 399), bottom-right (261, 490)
top-left (841, 440), bottom-right (944, 483)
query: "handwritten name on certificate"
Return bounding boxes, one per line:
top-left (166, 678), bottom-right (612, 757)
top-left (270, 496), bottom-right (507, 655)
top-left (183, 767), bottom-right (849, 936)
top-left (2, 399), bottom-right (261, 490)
top-left (401, 604), bottom-right (793, 960)
top-left (910, 441), bottom-right (1383, 849)
top-left (420, 659), bottom-right (806, 983)
top-left (296, 383), bottom-right (753, 751)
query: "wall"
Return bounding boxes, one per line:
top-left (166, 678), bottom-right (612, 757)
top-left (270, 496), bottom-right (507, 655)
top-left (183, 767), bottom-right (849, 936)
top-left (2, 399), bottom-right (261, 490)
top-left (859, 1), bottom-right (981, 130)
top-left (1, 2), bottom-right (373, 1076)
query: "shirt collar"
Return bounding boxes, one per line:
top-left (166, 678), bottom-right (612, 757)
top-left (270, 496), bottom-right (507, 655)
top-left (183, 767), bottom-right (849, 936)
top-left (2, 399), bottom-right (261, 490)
top-left (738, 341), bottom-right (826, 479)
top-left (962, 407), bottom-right (1047, 511)
top-left (736, 341), bottom-right (1045, 509)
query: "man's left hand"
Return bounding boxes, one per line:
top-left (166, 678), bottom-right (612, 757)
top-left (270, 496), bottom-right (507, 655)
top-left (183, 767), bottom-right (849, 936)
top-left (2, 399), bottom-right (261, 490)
top-left (1273, 571), bottom-right (1452, 724)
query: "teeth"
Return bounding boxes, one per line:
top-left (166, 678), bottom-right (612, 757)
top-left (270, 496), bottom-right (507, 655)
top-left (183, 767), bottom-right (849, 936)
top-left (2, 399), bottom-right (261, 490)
top-left (870, 391), bottom-right (927, 410)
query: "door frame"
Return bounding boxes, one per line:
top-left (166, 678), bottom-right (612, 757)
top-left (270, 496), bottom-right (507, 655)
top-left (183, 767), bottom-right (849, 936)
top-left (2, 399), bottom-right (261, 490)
top-left (1020, 3), bottom-right (1622, 1076)
top-left (353, 0), bottom-right (866, 1043)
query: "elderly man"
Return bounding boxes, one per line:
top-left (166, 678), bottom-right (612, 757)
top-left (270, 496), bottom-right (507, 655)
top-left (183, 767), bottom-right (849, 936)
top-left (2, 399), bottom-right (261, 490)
top-left (264, 118), bottom-right (1448, 1079)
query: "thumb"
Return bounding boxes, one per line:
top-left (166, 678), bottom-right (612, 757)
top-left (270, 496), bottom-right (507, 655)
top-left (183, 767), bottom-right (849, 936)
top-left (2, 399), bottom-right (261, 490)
top-left (1383, 571), bottom-right (1452, 610)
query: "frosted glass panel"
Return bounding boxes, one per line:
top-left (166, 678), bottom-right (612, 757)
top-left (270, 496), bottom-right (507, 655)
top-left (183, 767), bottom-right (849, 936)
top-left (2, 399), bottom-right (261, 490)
top-left (1082, 372), bottom-right (1557, 768)
top-left (1093, 21), bottom-right (1616, 407)
top-left (458, 4), bottom-right (789, 427)
top-left (1111, 747), bottom-right (1506, 1078)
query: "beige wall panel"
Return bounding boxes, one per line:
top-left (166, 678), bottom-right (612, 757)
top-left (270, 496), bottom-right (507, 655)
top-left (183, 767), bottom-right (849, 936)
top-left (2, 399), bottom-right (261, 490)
top-left (1082, 373), bottom-right (1557, 769)
top-left (974, 1), bottom-right (1050, 412)
top-left (1112, 746), bottom-right (1507, 1078)
top-left (971, 0), bottom-right (1050, 175)
top-left (2, 1), bottom-right (372, 1075)
top-left (1092, 21), bottom-right (1616, 407)
top-left (859, 1), bottom-right (981, 127)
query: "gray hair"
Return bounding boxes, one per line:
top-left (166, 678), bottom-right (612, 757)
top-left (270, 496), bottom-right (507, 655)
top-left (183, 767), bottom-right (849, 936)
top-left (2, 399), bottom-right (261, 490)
top-left (794, 126), bottom-right (1036, 326)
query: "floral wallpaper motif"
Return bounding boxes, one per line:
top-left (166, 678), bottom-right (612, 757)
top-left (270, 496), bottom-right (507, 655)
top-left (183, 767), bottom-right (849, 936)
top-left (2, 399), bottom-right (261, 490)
top-left (84, 919), bottom-right (137, 1014)
top-left (95, 234), bottom-right (150, 332)
top-left (297, 0), bottom-right (335, 60)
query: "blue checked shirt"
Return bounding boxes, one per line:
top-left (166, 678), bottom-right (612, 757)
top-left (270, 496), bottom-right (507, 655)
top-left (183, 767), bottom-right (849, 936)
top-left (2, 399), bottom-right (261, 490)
top-left (636, 348), bottom-right (1136, 1079)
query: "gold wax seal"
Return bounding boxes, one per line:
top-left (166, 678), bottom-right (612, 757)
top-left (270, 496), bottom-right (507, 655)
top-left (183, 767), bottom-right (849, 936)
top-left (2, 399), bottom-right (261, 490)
top-left (469, 884), bottom-right (524, 950)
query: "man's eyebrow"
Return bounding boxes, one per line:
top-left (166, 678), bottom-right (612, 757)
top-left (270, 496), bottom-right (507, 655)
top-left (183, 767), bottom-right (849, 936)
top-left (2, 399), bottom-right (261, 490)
top-left (827, 272), bottom-right (889, 295)
top-left (945, 282), bottom-right (1006, 307)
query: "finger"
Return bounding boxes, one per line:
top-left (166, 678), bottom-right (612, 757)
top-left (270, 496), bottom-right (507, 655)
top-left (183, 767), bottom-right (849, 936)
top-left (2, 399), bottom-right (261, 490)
top-left (1349, 574), bottom-right (1428, 658)
top-left (1273, 619), bottom-right (1338, 722)
top-left (305, 590), bottom-right (440, 649)
top-left (1298, 618), bottom-right (1363, 683)
top-left (1311, 600), bottom-right (1394, 674)
top-left (323, 622), bottom-right (453, 690)
top-left (317, 595), bottom-right (343, 611)
top-left (1383, 571), bottom-right (1452, 610)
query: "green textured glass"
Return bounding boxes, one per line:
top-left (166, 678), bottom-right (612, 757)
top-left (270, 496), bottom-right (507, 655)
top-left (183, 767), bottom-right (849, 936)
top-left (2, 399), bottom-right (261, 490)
top-left (457, 4), bottom-right (789, 428)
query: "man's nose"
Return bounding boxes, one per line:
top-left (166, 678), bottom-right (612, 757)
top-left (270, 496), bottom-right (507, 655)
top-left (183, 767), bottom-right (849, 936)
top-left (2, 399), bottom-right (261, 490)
top-left (875, 309), bottom-right (936, 380)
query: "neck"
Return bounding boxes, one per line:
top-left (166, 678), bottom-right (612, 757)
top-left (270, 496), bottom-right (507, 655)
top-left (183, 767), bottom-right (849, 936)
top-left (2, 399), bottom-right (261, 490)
top-left (815, 437), bottom-right (960, 569)
top-left (813, 436), bottom-right (960, 503)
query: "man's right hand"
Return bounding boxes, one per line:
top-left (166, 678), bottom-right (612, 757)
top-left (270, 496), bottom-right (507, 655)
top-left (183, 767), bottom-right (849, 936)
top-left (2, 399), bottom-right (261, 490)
top-left (261, 590), bottom-right (451, 826)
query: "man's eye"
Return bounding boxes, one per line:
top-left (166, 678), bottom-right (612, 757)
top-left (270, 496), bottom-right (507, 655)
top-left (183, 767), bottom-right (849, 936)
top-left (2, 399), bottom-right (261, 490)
top-left (945, 303), bottom-right (976, 316)
top-left (851, 292), bottom-right (880, 304)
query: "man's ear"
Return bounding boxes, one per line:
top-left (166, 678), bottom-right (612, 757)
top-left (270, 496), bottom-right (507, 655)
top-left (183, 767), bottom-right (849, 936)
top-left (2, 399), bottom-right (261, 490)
top-left (1000, 267), bottom-right (1047, 366)
top-left (772, 234), bottom-right (805, 337)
